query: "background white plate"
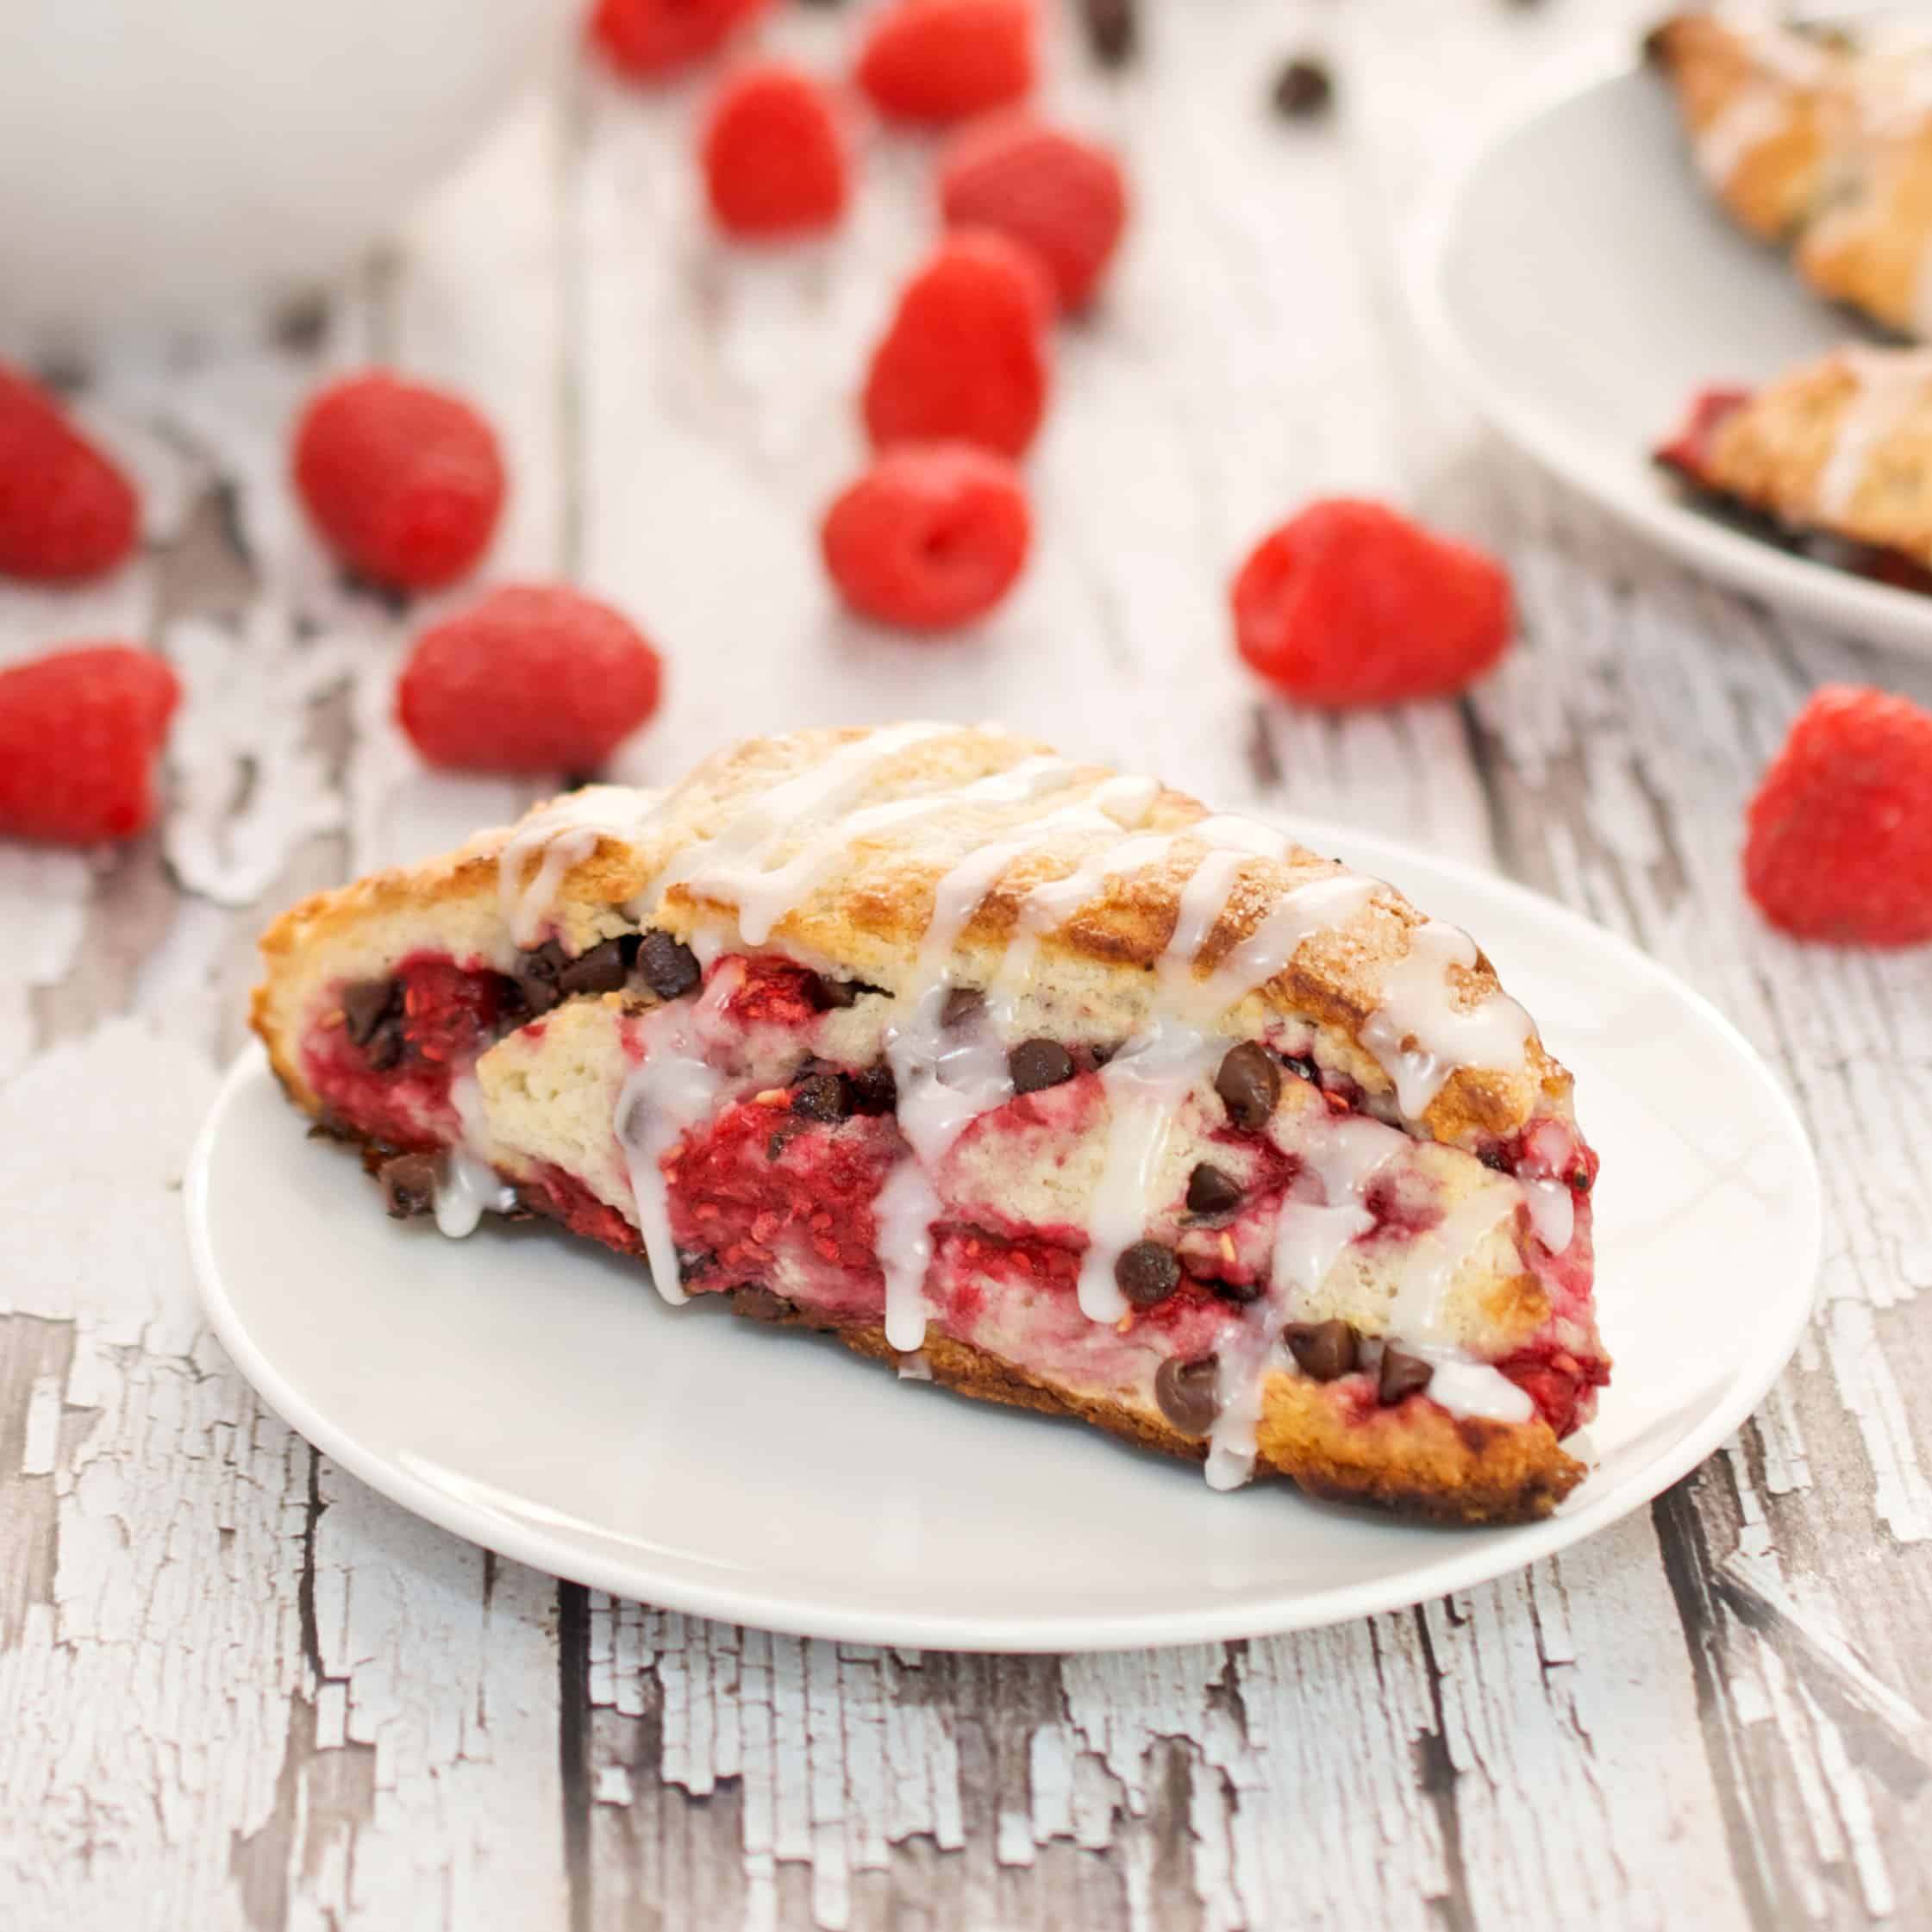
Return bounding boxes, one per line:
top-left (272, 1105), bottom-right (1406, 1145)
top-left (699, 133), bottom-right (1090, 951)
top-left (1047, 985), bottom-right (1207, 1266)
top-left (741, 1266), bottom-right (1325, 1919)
top-left (187, 825), bottom-right (1821, 1652)
top-left (1412, 46), bottom-right (1932, 659)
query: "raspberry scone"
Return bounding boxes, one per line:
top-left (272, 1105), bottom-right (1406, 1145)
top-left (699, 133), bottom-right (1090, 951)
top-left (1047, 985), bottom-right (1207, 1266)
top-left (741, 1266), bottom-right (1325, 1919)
top-left (252, 725), bottom-right (1608, 1523)
top-left (1656, 346), bottom-right (1932, 589)
top-left (1647, 9), bottom-right (1932, 340)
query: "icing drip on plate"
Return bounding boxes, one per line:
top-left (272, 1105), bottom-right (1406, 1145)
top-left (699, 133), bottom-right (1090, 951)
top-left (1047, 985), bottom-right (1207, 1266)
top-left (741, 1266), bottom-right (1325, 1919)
top-left (435, 1074), bottom-right (519, 1237)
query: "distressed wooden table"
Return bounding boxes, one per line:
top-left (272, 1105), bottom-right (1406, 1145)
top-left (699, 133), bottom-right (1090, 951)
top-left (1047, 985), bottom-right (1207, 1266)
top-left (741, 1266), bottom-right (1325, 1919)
top-left (4, 3), bottom-right (1929, 1926)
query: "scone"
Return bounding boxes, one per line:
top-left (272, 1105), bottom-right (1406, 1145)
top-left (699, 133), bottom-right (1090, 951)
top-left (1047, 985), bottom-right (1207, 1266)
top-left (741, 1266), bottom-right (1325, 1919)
top-left (1648, 9), bottom-right (1932, 340)
top-left (1656, 345), bottom-right (1932, 586)
top-left (251, 724), bottom-right (1610, 1524)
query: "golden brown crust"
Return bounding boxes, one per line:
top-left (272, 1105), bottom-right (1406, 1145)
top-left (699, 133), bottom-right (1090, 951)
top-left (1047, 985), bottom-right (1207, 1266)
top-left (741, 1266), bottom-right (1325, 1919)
top-left (254, 724), bottom-right (1574, 1150)
top-left (763, 1303), bottom-right (1581, 1526)
top-left (1689, 347), bottom-right (1932, 566)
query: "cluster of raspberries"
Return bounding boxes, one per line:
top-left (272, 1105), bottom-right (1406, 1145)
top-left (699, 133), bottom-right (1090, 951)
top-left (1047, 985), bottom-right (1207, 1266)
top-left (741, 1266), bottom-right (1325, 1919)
top-left (0, 0), bottom-right (1927, 949)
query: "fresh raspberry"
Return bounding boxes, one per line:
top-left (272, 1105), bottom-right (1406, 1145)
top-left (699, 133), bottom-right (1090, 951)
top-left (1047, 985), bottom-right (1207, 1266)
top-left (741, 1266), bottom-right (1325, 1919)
top-left (1231, 498), bottom-right (1514, 707)
top-left (292, 372), bottom-right (505, 592)
top-left (0, 643), bottom-right (179, 844)
top-left (589, 0), bottom-right (772, 80)
top-left (0, 363), bottom-right (139, 582)
top-left (937, 116), bottom-right (1128, 311)
top-left (863, 232), bottom-right (1051, 459)
top-left (822, 443), bottom-right (1029, 630)
top-left (396, 584), bottom-right (663, 774)
top-left (701, 64), bottom-right (850, 239)
top-left (855, 0), bottom-right (1035, 124)
top-left (1743, 685), bottom-right (1932, 947)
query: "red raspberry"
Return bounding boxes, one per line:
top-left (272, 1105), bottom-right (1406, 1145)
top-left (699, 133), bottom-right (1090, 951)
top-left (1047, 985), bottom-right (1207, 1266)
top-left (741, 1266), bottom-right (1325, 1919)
top-left (589, 0), bottom-right (772, 80)
top-left (1743, 685), bottom-right (1932, 947)
top-left (863, 232), bottom-right (1051, 459)
top-left (702, 65), bottom-right (850, 239)
top-left (1231, 498), bottom-right (1513, 707)
top-left (822, 442), bottom-right (1030, 630)
top-left (0, 643), bottom-right (179, 844)
top-left (397, 585), bottom-right (664, 774)
top-left (292, 372), bottom-right (505, 593)
top-left (855, 0), bottom-right (1035, 124)
top-left (937, 116), bottom-right (1128, 312)
top-left (0, 363), bottom-right (139, 582)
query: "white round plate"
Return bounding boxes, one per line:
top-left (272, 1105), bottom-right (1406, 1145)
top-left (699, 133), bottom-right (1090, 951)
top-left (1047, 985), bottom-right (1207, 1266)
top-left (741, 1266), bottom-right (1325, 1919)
top-left (187, 825), bottom-right (1821, 1651)
top-left (1411, 43), bottom-right (1932, 659)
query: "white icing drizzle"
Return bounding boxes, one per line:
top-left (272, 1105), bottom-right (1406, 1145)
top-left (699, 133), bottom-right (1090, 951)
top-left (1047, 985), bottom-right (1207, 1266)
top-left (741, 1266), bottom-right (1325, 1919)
top-left (1692, 82), bottom-right (1791, 188)
top-left (1360, 920), bottom-right (1532, 1121)
top-left (1813, 349), bottom-right (1932, 522)
top-left (1524, 1178), bottom-right (1576, 1255)
top-left (613, 994), bottom-right (726, 1304)
top-left (497, 788), bottom-right (666, 948)
top-left (1387, 1185), bottom-right (1519, 1347)
top-left (434, 1073), bottom-right (518, 1238)
top-left (1410, 1352), bottom-right (1534, 1425)
top-left (1183, 874), bottom-right (1380, 1027)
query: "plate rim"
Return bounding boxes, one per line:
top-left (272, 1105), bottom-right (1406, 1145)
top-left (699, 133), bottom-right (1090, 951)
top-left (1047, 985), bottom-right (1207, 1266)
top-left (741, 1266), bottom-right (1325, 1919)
top-left (1404, 37), bottom-right (1932, 655)
top-left (186, 821), bottom-right (1823, 1651)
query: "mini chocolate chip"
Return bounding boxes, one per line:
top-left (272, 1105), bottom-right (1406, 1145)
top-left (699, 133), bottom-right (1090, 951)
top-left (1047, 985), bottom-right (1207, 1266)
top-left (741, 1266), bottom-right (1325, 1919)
top-left (1285, 1319), bottom-right (1359, 1382)
top-left (1090, 1041), bottom-right (1123, 1067)
top-left (811, 974), bottom-right (883, 1010)
top-left (1210, 1278), bottom-right (1265, 1306)
top-left (556, 938), bottom-right (628, 997)
top-left (341, 979), bottom-right (398, 1046)
top-left (730, 1285), bottom-right (797, 1322)
top-left (1379, 1347), bottom-right (1434, 1405)
top-left (1568, 1166), bottom-right (1591, 1192)
top-left (941, 985), bottom-right (985, 1029)
top-left (1154, 1355), bottom-right (1222, 1436)
top-left (1186, 1163), bottom-right (1245, 1216)
top-left (378, 1152), bottom-right (440, 1219)
top-left (636, 928), bottom-right (701, 999)
top-left (1272, 55), bottom-right (1334, 120)
top-left (791, 1072), bottom-right (850, 1123)
top-left (1081, 0), bottom-right (1135, 66)
top-left (1010, 1038), bottom-right (1076, 1094)
top-left (767, 1121), bottom-right (808, 1161)
top-left (1479, 1148), bottom-right (1509, 1173)
top-left (1280, 1054), bottom-right (1317, 1085)
top-left (1116, 1240), bottom-right (1181, 1308)
top-left (847, 1062), bottom-right (898, 1115)
top-left (363, 1020), bottom-right (404, 1072)
top-left (1215, 1042), bottom-right (1280, 1129)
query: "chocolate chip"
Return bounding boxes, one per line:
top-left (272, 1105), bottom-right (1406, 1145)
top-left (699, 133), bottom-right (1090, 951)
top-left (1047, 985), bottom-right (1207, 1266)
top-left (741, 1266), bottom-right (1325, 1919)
top-left (363, 1021), bottom-right (404, 1072)
top-left (1186, 1163), bottom-right (1245, 1216)
top-left (1285, 1319), bottom-right (1359, 1382)
top-left (1281, 1054), bottom-right (1317, 1085)
top-left (941, 985), bottom-right (985, 1029)
top-left (636, 929), bottom-right (701, 999)
top-left (1090, 1041), bottom-right (1123, 1068)
top-left (814, 976), bottom-right (859, 1009)
top-left (1379, 1347), bottom-right (1434, 1405)
top-left (1568, 1166), bottom-right (1592, 1193)
top-left (766, 1123), bottom-right (803, 1161)
top-left (1081, 0), bottom-right (1135, 65)
top-left (730, 1285), bottom-right (797, 1322)
top-left (341, 979), bottom-right (398, 1046)
top-left (378, 1152), bottom-right (440, 1219)
top-left (1116, 1240), bottom-right (1181, 1308)
top-left (1010, 1039), bottom-right (1076, 1094)
top-left (1479, 1147), bottom-right (1509, 1173)
top-left (1272, 55), bottom-right (1334, 120)
top-left (513, 940), bottom-right (566, 1015)
top-left (1210, 1278), bottom-right (1265, 1307)
top-left (1215, 1042), bottom-right (1280, 1129)
top-left (556, 937), bottom-right (628, 997)
top-left (791, 1072), bottom-right (850, 1123)
top-left (847, 1062), bottom-right (898, 1115)
top-left (1154, 1355), bottom-right (1221, 1436)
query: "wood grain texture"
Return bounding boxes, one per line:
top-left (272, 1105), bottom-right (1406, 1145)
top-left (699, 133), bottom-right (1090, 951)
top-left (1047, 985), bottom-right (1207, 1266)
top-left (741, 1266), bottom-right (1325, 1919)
top-left (3, 2), bottom-right (1928, 1926)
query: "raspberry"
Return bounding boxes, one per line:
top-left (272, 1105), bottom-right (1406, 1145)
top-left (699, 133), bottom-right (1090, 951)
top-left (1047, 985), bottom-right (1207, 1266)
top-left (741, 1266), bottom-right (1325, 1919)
top-left (0, 363), bottom-right (139, 582)
top-left (937, 116), bottom-right (1128, 311)
top-left (1743, 685), bottom-right (1932, 947)
top-left (292, 372), bottom-right (505, 592)
top-left (822, 443), bottom-right (1029, 630)
top-left (0, 643), bottom-right (179, 844)
top-left (855, 0), bottom-right (1035, 124)
top-left (701, 64), bottom-right (849, 239)
top-left (1231, 498), bottom-right (1513, 707)
top-left (589, 0), bottom-right (772, 80)
top-left (396, 585), bottom-right (664, 774)
top-left (863, 232), bottom-right (1052, 458)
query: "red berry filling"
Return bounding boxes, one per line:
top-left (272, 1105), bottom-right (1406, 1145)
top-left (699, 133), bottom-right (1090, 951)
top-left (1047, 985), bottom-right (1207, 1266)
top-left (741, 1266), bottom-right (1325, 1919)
top-left (1653, 385), bottom-right (1752, 481)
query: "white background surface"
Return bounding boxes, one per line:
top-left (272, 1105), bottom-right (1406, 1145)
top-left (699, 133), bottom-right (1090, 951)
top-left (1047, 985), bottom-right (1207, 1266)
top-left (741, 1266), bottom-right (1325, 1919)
top-left (3, 2), bottom-right (1929, 1927)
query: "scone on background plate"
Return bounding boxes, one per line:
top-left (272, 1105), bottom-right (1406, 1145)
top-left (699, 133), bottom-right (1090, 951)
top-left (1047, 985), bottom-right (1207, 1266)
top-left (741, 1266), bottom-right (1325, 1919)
top-left (252, 723), bottom-right (1609, 1526)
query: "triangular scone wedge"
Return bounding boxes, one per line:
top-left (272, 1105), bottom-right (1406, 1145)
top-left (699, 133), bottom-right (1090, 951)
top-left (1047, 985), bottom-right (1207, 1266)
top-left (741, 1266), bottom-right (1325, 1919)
top-left (253, 724), bottom-right (1608, 1525)
top-left (1648, 10), bottom-right (1932, 339)
top-left (1657, 347), bottom-right (1932, 583)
